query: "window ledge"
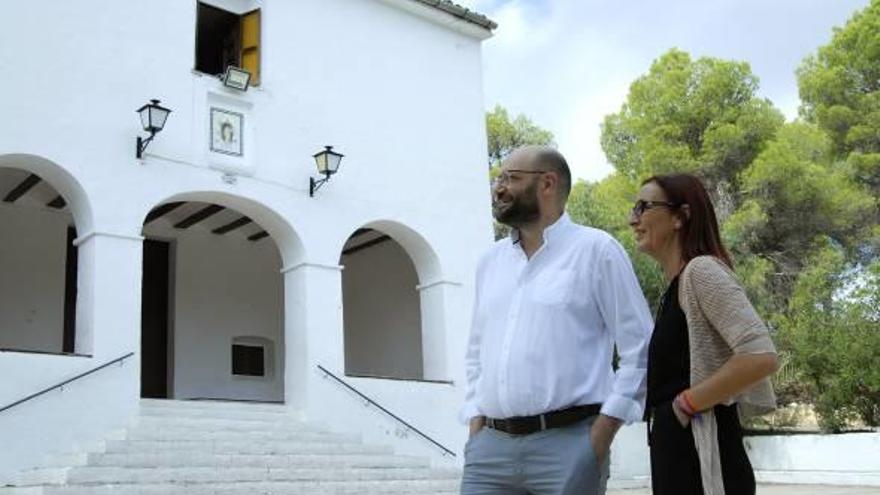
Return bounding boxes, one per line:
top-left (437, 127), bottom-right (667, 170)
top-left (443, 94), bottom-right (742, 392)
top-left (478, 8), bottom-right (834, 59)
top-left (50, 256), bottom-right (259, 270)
top-left (192, 69), bottom-right (264, 92)
top-left (0, 347), bottom-right (92, 358)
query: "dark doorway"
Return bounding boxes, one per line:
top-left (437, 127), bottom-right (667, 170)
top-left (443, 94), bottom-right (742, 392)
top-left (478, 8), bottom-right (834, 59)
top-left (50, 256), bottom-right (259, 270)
top-left (62, 226), bottom-right (78, 354)
top-left (141, 239), bottom-right (171, 398)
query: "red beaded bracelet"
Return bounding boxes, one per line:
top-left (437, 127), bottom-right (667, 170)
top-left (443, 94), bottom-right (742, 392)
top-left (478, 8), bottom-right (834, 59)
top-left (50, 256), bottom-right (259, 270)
top-left (675, 390), bottom-right (702, 419)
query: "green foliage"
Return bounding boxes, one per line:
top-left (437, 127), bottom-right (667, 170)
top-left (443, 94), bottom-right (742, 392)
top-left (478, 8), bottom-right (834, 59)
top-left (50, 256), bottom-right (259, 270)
top-left (777, 243), bottom-right (880, 431)
top-left (797, 0), bottom-right (880, 160)
top-left (600, 49), bottom-right (784, 198)
top-left (486, 105), bottom-right (555, 168)
top-left (735, 123), bottom-right (875, 298)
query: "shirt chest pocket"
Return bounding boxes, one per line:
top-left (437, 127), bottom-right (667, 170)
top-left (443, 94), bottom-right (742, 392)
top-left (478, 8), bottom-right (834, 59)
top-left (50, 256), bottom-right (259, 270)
top-left (530, 269), bottom-right (577, 305)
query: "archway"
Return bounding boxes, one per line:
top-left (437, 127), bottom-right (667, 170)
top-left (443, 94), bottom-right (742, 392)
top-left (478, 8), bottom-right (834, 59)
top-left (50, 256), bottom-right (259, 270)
top-left (0, 155), bottom-right (93, 355)
top-left (338, 221), bottom-right (447, 381)
top-left (139, 193), bottom-right (298, 401)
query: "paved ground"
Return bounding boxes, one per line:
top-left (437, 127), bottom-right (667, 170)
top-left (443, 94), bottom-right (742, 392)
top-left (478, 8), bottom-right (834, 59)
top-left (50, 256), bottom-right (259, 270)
top-left (608, 485), bottom-right (880, 495)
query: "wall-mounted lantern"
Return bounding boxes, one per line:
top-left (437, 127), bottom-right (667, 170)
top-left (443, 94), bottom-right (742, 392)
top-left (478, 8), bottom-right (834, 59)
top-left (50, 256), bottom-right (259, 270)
top-left (309, 146), bottom-right (344, 197)
top-left (135, 99), bottom-right (172, 159)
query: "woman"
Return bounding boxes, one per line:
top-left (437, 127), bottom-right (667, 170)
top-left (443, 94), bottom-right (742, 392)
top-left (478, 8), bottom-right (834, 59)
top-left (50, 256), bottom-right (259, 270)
top-left (629, 174), bottom-right (778, 495)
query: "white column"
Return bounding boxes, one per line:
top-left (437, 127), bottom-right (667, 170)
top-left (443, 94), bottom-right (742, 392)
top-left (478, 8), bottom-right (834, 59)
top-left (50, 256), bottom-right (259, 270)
top-left (416, 279), bottom-right (462, 381)
top-left (281, 261), bottom-right (344, 415)
top-left (73, 231), bottom-right (144, 360)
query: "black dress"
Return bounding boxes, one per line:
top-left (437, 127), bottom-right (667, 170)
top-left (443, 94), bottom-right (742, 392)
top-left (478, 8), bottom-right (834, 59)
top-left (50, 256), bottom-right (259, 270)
top-left (646, 276), bottom-right (755, 495)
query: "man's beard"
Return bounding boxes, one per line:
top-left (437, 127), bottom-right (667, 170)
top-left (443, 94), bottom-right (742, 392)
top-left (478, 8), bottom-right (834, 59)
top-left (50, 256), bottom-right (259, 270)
top-left (493, 181), bottom-right (540, 227)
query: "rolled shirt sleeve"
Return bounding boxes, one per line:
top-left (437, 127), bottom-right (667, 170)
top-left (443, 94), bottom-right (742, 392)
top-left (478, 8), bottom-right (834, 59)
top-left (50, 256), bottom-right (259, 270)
top-left (459, 256), bottom-right (486, 424)
top-left (593, 238), bottom-right (654, 424)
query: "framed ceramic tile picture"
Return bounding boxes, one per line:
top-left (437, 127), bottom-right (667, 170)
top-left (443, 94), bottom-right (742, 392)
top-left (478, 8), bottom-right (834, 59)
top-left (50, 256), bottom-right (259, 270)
top-left (210, 107), bottom-right (244, 156)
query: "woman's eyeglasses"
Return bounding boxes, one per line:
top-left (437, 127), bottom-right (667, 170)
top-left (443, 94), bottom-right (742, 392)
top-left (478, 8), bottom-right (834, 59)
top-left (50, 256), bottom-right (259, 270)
top-left (631, 200), bottom-right (680, 218)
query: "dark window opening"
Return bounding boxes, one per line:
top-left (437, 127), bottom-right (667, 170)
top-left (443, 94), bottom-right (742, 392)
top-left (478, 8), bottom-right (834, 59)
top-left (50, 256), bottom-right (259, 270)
top-left (195, 3), bottom-right (240, 77)
top-left (232, 344), bottom-right (265, 376)
top-left (195, 3), bottom-right (261, 85)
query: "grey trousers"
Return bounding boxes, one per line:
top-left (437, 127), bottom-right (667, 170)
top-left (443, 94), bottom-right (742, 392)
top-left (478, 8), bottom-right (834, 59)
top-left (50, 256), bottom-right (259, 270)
top-left (461, 417), bottom-right (609, 495)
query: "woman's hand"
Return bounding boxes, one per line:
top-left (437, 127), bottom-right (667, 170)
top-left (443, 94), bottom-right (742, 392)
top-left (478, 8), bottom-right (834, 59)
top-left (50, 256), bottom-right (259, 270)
top-left (671, 400), bottom-right (691, 428)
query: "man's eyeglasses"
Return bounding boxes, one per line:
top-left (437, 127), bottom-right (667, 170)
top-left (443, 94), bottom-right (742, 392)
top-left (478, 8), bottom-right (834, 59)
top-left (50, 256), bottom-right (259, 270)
top-left (492, 169), bottom-right (549, 187)
top-left (630, 200), bottom-right (680, 218)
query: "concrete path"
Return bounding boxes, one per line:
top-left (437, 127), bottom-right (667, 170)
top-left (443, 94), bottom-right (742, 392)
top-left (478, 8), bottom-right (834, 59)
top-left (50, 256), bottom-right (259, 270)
top-left (608, 485), bottom-right (880, 495)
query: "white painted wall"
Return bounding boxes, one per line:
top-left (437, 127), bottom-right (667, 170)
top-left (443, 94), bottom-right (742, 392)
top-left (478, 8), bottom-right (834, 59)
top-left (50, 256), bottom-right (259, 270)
top-left (0, 0), bottom-right (494, 476)
top-left (0, 202), bottom-right (69, 353)
top-left (342, 238), bottom-right (423, 379)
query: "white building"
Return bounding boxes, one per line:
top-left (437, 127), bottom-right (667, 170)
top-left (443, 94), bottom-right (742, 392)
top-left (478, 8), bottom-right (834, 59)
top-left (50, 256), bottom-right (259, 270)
top-left (0, 0), bottom-right (497, 482)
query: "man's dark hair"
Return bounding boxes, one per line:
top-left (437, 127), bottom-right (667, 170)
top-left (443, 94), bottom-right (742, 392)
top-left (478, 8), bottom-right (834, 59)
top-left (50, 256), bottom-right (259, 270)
top-left (534, 147), bottom-right (571, 201)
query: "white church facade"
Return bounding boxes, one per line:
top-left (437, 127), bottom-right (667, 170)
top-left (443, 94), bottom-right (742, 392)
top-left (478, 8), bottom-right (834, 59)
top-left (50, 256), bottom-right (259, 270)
top-left (0, 0), bottom-right (498, 482)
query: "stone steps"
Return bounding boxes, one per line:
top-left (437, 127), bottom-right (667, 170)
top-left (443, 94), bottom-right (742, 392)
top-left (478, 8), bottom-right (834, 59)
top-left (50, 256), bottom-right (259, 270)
top-left (122, 428), bottom-right (359, 443)
top-left (131, 416), bottom-right (315, 431)
top-left (86, 452), bottom-right (429, 469)
top-left (4, 399), bottom-right (459, 494)
top-left (36, 466), bottom-right (458, 484)
top-left (0, 479), bottom-right (460, 495)
top-left (139, 399), bottom-right (288, 413)
top-left (102, 440), bottom-right (393, 455)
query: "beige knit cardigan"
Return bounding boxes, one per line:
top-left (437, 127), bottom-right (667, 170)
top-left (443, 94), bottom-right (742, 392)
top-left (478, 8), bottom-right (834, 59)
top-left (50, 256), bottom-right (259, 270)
top-left (678, 256), bottom-right (777, 495)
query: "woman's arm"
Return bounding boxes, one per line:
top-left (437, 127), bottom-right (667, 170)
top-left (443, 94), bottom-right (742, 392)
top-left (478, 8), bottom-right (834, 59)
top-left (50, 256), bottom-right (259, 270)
top-left (686, 352), bottom-right (777, 412)
top-left (678, 257), bottom-right (779, 414)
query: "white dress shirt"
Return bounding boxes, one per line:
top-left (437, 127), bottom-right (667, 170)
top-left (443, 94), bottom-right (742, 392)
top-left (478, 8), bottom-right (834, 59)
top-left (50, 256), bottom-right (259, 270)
top-left (461, 213), bottom-right (653, 424)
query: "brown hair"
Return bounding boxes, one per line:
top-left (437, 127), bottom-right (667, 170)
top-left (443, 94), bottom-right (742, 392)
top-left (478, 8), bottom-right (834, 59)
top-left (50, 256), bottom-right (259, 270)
top-left (643, 173), bottom-right (733, 269)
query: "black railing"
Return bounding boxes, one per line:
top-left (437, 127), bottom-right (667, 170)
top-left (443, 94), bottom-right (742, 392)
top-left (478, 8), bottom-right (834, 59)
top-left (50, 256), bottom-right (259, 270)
top-left (316, 364), bottom-right (456, 457)
top-left (343, 371), bottom-right (454, 385)
top-left (0, 352), bottom-right (135, 414)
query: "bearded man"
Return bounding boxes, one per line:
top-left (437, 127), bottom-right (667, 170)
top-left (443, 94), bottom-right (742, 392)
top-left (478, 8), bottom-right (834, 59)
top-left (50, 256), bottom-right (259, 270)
top-left (460, 146), bottom-right (653, 495)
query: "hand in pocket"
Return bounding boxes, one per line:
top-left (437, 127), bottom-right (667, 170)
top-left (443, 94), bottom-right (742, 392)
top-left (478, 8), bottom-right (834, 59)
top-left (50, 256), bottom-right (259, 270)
top-left (671, 401), bottom-right (691, 428)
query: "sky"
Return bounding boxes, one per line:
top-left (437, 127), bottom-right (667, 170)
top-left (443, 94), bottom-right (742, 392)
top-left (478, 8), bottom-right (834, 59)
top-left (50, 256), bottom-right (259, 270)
top-left (454, 0), bottom-right (871, 182)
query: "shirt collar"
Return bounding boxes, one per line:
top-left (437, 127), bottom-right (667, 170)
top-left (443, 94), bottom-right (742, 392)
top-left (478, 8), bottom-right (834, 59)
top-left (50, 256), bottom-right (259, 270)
top-left (508, 212), bottom-right (572, 247)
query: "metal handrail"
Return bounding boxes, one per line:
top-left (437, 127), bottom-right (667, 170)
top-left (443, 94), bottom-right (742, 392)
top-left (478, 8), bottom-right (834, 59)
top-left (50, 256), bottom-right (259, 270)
top-left (0, 352), bottom-right (135, 414)
top-left (316, 364), bottom-right (456, 457)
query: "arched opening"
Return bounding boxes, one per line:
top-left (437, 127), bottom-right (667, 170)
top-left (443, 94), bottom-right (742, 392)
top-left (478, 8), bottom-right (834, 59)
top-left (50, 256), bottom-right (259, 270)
top-left (140, 198), bottom-right (288, 402)
top-left (0, 158), bottom-right (91, 355)
top-left (338, 222), bottom-right (447, 381)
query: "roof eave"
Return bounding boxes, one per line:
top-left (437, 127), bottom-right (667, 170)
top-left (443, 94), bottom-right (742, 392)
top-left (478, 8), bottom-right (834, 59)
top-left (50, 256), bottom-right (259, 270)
top-left (377, 0), bottom-right (497, 40)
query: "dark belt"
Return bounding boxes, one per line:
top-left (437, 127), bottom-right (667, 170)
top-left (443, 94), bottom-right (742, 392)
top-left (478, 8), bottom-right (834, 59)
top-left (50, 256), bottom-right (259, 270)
top-left (485, 404), bottom-right (601, 435)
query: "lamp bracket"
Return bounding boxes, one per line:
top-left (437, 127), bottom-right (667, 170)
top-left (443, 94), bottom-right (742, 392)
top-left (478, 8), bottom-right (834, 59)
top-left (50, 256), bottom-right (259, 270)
top-left (136, 132), bottom-right (156, 159)
top-left (310, 176), bottom-right (330, 197)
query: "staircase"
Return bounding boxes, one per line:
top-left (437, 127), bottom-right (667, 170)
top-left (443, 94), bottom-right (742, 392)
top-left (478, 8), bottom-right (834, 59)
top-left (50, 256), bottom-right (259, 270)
top-left (2, 399), bottom-right (459, 494)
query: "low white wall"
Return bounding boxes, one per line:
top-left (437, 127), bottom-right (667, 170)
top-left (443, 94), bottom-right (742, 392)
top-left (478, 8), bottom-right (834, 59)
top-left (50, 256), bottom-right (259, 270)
top-left (306, 367), bottom-right (461, 466)
top-left (608, 422), bottom-right (651, 488)
top-left (748, 431), bottom-right (880, 486)
top-left (342, 239), bottom-right (423, 379)
top-left (0, 352), bottom-right (138, 483)
top-left (586, 426), bottom-right (880, 488)
top-left (0, 203), bottom-right (69, 353)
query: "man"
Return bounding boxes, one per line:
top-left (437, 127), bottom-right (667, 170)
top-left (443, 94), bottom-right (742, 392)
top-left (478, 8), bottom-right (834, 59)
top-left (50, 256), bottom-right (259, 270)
top-left (460, 146), bottom-right (653, 495)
